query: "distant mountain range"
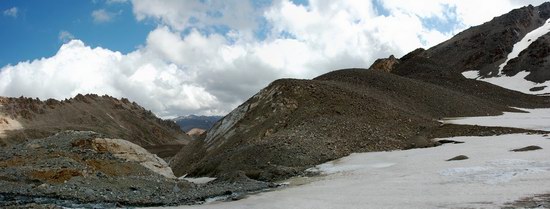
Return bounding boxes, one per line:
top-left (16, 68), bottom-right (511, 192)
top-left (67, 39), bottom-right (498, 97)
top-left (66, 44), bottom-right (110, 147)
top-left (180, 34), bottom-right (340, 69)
top-left (172, 115), bottom-right (223, 132)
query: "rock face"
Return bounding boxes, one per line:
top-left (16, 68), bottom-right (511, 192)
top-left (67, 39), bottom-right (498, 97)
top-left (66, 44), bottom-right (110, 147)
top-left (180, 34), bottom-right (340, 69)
top-left (91, 138), bottom-right (176, 178)
top-left (0, 94), bottom-right (190, 150)
top-left (0, 114), bottom-right (22, 138)
top-left (187, 128), bottom-right (206, 138)
top-left (368, 55), bottom-right (400, 73)
top-left (423, 2), bottom-right (550, 82)
top-left (171, 67), bottom-right (549, 180)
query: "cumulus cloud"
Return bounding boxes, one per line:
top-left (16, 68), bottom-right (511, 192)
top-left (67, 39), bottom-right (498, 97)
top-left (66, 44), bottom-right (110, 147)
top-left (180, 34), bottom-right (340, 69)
top-left (0, 40), bottom-right (219, 118)
top-left (3, 7), bottom-right (18, 18)
top-left (58, 30), bottom-right (75, 43)
top-left (0, 0), bottom-right (546, 118)
top-left (91, 9), bottom-right (120, 23)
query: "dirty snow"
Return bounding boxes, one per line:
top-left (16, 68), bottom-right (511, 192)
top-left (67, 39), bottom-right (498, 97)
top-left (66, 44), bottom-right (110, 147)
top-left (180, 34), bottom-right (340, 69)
top-left (149, 108), bottom-right (550, 209)
top-left (461, 18), bottom-right (550, 95)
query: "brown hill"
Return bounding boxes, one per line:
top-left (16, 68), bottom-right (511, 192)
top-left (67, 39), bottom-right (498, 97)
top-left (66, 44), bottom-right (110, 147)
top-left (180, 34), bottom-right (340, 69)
top-left (170, 67), bottom-right (549, 180)
top-left (0, 94), bottom-right (190, 150)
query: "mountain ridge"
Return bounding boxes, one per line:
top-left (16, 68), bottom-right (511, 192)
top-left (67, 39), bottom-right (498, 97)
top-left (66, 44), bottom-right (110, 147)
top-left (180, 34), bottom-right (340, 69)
top-left (0, 94), bottom-right (190, 149)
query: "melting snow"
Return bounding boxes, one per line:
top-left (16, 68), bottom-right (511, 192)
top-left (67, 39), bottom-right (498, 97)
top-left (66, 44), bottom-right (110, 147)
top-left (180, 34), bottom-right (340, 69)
top-left (148, 108), bottom-right (550, 209)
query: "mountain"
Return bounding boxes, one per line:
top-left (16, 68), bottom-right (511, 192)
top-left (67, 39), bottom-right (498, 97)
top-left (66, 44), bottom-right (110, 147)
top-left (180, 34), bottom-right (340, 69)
top-left (0, 94), bottom-right (190, 151)
top-left (173, 115), bottom-right (222, 132)
top-left (421, 3), bottom-right (550, 94)
top-left (170, 3), bottom-right (550, 181)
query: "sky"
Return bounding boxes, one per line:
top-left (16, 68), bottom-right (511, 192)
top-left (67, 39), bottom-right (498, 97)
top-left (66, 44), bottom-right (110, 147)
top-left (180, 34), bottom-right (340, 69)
top-left (0, 0), bottom-right (548, 118)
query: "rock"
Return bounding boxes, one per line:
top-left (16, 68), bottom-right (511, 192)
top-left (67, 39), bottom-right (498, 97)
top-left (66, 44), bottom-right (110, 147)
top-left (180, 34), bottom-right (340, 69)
top-left (511, 145), bottom-right (543, 152)
top-left (437, 139), bottom-right (465, 144)
top-left (368, 55), bottom-right (400, 73)
top-left (446, 155), bottom-right (469, 161)
top-left (91, 138), bottom-right (176, 179)
top-left (530, 86), bottom-right (547, 92)
top-left (26, 143), bottom-right (42, 149)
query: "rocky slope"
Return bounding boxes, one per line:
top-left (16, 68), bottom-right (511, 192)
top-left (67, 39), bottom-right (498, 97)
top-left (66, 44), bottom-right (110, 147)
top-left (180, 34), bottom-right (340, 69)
top-left (0, 94), bottom-right (190, 151)
top-left (0, 131), bottom-right (271, 207)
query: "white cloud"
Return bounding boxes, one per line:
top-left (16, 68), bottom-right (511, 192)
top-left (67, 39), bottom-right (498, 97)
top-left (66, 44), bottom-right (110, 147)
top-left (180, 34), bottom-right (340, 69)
top-left (58, 30), bottom-right (75, 43)
top-left (131, 0), bottom-right (260, 35)
top-left (107, 0), bottom-right (128, 4)
top-left (0, 0), bottom-right (547, 117)
top-left (91, 9), bottom-right (120, 23)
top-left (0, 40), bottom-right (219, 118)
top-left (3, 7), bottom-right (18, 18)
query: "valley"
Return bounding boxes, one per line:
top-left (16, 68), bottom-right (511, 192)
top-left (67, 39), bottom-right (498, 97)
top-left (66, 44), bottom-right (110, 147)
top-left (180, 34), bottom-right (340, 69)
top-left (1, 2), bottom-right (550, 208)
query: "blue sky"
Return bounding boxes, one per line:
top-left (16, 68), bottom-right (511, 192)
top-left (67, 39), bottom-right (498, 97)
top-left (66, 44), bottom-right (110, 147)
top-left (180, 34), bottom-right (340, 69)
top-left (0, 0), bottom-right (546, 117)
top-left (0, 0), bottom-right (154, 66)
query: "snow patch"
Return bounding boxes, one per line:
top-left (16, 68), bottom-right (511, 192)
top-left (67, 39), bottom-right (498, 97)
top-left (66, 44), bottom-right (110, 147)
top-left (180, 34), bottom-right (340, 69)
top-left (445, 108), bottom-right (550, 131)
top-left (150, 134), bottom-right (550, 209)
top-left (461, 70), bottom-right (479, 79)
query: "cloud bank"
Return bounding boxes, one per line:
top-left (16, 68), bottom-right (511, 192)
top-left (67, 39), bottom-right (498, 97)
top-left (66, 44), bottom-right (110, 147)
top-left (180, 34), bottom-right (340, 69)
top-left (0, 0), bottom-right (547, 118)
